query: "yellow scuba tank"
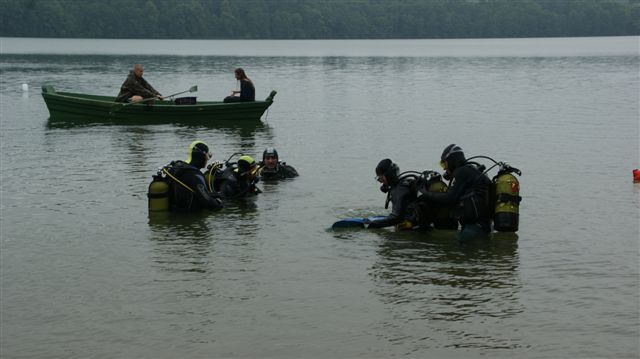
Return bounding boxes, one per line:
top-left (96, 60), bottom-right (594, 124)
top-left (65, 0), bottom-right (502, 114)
top-left (148, 173), bottom-right (170, 211)
top-left (492, 165), bottom-right (522, 232)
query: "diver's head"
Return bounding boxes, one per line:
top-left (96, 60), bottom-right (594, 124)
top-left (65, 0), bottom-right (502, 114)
top-left (236, 155), bottom-right (257, 178)
top-left (262, 147), bottom-right (279, 169)
top-left (186, 140), bottom-right (211, 169)
top-left (375, 158), bottom-right (400, 187)
top-left (440, 144), bottom-right (465, 173)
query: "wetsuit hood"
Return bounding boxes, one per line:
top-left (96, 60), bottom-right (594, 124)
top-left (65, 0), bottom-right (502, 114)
top-left (376, 158), bottom-right (400, 185)
top-left (186, 140), bottom-right (211, 169)
top-left (262, 147), bottom-right (278, 162)
top-left (441, 144), bottom-right (466, 171)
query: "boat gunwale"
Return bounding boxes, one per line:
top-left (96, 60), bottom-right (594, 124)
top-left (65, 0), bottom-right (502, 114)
top-left (45, 90), bottom-right (273, 108)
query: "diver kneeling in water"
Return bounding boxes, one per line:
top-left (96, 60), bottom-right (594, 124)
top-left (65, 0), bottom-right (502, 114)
top-left (259, 147), bottom-right (299, 180)
top-left (365, 159), bottom-right (419, 229)
top-left (164, 141), bottom-right (223, 212)
top-left (418, 144), bottom-right (491, 241)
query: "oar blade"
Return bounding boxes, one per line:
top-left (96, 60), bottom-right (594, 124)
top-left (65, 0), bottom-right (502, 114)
top-left (189, 85), bottom-right (198, 92)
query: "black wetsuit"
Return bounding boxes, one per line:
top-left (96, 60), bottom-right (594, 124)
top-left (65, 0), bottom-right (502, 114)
top-left (259, 162), bottom-right (299, 180)
top-left (215, 167), bottom-right (260, 198)
top-left (368, 178), bottom-right (418, 229)
top-left (224, 79), bottom-right (255, 103)
top-left (420, 163), bottom-right (491, 233)
top-left (167, 161), bottom-right (223, 212)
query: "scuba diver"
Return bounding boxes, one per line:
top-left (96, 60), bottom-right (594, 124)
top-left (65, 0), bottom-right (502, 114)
top-left (162, 141), bottom-right (223, 212)
top-left (258, 147), bottom-right (299, 180)
top-left (214, 155), bottom-right (261, 199)
top-left (418, 144), bottom-right (492, 240)
top-left (365, 159), bottom-right (419, 229)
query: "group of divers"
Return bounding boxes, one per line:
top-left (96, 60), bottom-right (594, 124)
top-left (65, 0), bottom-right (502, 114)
top-left (148, 141), bottom-right (523, 242)
top-left (121, 63), bottom-right (523, 241)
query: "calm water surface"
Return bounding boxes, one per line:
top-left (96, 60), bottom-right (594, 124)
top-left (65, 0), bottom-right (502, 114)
top-left (1, 37), bottom-right (639, 358)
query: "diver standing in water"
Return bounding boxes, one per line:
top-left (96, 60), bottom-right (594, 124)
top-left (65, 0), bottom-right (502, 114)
top-left (365, 159), bottom-right (419, 229)
top-left (419, 144), bottom-right (492, 241)
top-left (163, 141), bottom-right (223, 212)
top-left (259, 147), bottom-right (299, 180)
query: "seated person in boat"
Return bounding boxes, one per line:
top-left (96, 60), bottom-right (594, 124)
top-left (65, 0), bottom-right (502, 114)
top-left (164, 141), bottom-right (223, 212)
top-left (115, 64), bottom-right (163, 103)
top-left (223, 68), bottom-right (255, 103)
top-left (258, 147), bottom-right (299, 180)
top-left (213, 155), bottom-right (261, 198)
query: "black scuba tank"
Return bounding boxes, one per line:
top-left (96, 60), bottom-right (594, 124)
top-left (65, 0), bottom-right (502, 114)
top-left (492, 164), bottom-right (522, 232)
top-left (148, 172), bottom-right (170, 211)
top-left (424, 172), bottom-right (459, 230)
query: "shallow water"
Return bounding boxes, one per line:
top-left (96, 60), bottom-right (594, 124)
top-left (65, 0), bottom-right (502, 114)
top-left (1, 37), bottom-right (639, 358)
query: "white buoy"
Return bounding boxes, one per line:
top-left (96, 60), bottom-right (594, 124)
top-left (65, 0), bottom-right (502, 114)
top-left (22, 83), bottom-right (29, 92)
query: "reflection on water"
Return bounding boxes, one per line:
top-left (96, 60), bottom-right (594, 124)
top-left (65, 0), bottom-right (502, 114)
top-left (147, 200), bottom-right (260, 275)
top-left (367, 230), bottom-right (523, 349)
top-left (147, 212), bottom-right (215, 274)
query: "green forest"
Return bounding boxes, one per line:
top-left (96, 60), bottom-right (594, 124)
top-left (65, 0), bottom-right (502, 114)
top-left (1, 0), bottom-right (638, 39)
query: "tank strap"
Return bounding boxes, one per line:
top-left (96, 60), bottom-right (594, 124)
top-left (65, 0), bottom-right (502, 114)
top-left (162, 168), bottom-right (194, 193)
top-left (496, 193), bottom-right (522, 204)
top-left (147, 192), bottom-right (167, 199)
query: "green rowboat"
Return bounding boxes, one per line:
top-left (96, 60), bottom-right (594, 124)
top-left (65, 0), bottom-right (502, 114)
top-left (42, 85), bottom-right (276, 124)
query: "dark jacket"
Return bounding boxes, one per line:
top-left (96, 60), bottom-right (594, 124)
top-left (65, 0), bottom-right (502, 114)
top-left (420, 163), bottom-right (491, 232)
top-left (116, 71), bottom-right (161, 102)
top-left (167, 161), bottom-right (223, 212)
top-left (368, 178), bottom-right (417, 229)
top-left (223, 79), bottom-right (255, 103)
top-left (259, 162), bottom-right (299, 180)
top-left (239, 79), bottom-right (255, 102)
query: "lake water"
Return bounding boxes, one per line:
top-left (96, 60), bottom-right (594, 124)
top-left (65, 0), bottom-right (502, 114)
top-left (1, 37), bottom-right (639, 358)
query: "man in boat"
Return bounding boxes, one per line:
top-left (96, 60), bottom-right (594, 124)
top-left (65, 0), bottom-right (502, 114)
top-left (258, 147), bottom-right (299, 180)
top-left (417, 144), bottom-right (492, 241)
top-left (223, 68), bottom-right (255, 103)
top-left (365, 159), bottom-right (420, 230)
top-left (165, 141), bottom-right (223, 212)
top-left (115, 64), bottom-right (164, 103)
top-left (215, 155), bottom-right (261, 198)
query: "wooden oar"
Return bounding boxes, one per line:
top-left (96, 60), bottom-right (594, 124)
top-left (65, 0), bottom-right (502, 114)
top-left (164, 85), bottom-right (198, 100)
top-left (332, 216), bottom-right (386, 229)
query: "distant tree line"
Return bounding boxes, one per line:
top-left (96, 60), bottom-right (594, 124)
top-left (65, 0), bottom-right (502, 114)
top-left (1, 0), bottom-right (638, 39)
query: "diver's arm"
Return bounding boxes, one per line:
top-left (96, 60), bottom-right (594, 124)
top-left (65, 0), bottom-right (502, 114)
top-left (284, 164), bottom-right (299, 178)
top-left (194, 183), bottom-right (223, 210)
top-left (422, 167), bottom-right (472, 205)
top-left (368, 186), bottom-right (409, 228)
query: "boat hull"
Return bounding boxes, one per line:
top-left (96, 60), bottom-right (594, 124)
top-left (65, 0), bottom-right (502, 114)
top-left (42, 86), bottom-right (275, 124)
